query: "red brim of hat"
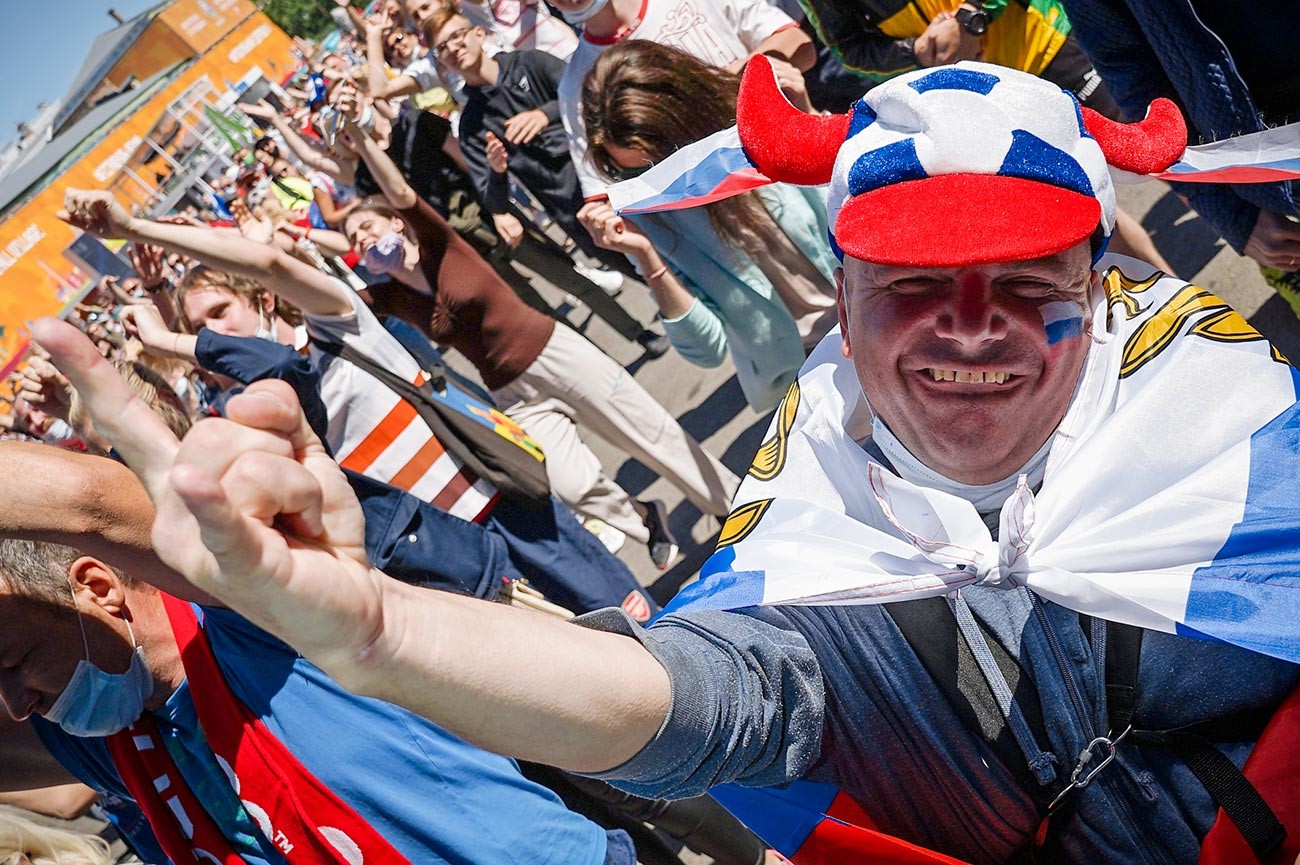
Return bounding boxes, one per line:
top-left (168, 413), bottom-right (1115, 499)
top-left (833, 174), bottom-right (1103, 267)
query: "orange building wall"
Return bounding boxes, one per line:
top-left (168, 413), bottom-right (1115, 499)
top-left (0, 9), bottom-right (296, 374)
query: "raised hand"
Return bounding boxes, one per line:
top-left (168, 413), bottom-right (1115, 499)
top-left (16, 354), bottom-right (74, 423)
top-left (485, 132), bottom-right (509, 174)
top-left (32, 317), bottom-right (383, 673)
top-left (240, 99), bottom-right (280, 122)
top-left (128, 240), bottom-right (171, 290)
top-left (58, 189), bottom-right (136, 241)
top-left (231, 198), bottom-right (276, 245)
top-left (502, 109), bottom-right (549, 145)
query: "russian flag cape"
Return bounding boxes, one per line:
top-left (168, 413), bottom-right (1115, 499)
top-left (661, 259), bottom-right (1300, 863)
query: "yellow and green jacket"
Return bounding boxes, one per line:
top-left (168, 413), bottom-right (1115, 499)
top-left (801, 0), bottom-right (1070, 82)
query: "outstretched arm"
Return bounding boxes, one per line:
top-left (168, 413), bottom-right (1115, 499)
top-left (36, 318), bottom-right (672, 773)
top-left (341, 101), bottom-right (418, 209)
top-left (0, 441), bottom-right (216, 604)
top-left (242, 100), bottom-right (355, 184)
top-left (59, 189), bottom-right (352, 319)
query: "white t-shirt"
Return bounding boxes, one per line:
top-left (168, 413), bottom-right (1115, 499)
top-left (461, 0), bottom-right (578, 60)
top-left (307, 290), bottom-right (498, 521)
top-left (403, 54), bottom-right (470, 105)
top-left (558, 0), bottom-right (797, 198)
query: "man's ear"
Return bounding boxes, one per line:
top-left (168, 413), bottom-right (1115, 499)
top-left (835, 266), bottom-right (852, 360)
top-left (259, 290), bottom-right (277, 316)
top-left (69, 557), bottom-right (128, 618)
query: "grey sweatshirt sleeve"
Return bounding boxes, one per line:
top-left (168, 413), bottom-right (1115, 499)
top-left (572, 607), bottom-right (826, 800)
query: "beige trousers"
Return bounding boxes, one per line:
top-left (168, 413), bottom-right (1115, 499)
top-left (493, 325), bottom-right (739, 543)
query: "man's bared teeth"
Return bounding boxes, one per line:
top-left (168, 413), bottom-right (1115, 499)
top-left (927, 369), bottom-right (1009, 384)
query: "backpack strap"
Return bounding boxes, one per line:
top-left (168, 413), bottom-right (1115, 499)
top-left (887, 597), bottom-right (1054, 792)
top-left (1103, 620), bottom-right (1287, 863)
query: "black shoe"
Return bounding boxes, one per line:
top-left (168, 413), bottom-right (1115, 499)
top-left (639, 498), bottom-right (679, 570)
top-left (637, 330), bottom-right (671, 358)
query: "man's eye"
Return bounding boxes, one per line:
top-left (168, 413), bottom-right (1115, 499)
top-left (886, 279), bottom-right (943, 295)
top-left (1002, 281), bottom-right (1056, 299)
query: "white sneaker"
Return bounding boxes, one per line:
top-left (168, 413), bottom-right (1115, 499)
top-left (582, 516), bottom-right (627, 554)
top-left (574, 262), bottom-right (626, 296)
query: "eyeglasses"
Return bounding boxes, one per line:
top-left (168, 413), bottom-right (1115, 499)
top-left (434, 27), bottom-right (472, 55)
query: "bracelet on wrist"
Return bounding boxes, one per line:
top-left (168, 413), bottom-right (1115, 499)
top-left (645, 263), bottom-right (669, 281)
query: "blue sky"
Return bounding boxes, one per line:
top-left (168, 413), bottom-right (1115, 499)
top-left (0, 0), bottom-right (159, 144)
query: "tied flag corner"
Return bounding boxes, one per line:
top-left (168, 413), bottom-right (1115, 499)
top-left (607, 126), bottom-right (775, 215)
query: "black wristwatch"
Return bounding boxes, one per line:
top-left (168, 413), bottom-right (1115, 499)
top-left (955, 3), bottom-right (990, 35)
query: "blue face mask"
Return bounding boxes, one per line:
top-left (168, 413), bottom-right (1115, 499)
top-left (362, 231), bottom-right (407, 275)
top-left (44, 609), bottom-right (155, 738)
top-left (560, 0), bottom-right (611, 24)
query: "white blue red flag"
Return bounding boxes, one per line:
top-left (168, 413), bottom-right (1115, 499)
top-left (608, 121), bottom-right (1300, 215)
top-left (657, 258), bottom-right (1300, 862)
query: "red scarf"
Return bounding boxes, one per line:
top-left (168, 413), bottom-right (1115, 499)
top-left (107, 594), bottom-right (411, 865)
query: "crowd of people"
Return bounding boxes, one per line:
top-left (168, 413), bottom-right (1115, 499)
top-left (1, 0), bottom-right (1298, 862)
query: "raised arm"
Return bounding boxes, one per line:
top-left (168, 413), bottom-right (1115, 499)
top-left (339, 95), bottom-right (418, 209)
top-left (36, 317), bottom-right (672, 774)
top-left (364, 17), bottom-right (424, 102)
top-left (59, 189), bottom-right (352, 319)
top-left (242, 100), bottom-right (355, 184)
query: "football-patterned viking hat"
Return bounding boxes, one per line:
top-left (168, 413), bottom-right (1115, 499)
top-left (736, 57), bottom-right (1187, 267)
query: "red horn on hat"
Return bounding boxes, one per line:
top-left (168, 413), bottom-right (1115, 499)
top-left (737, 55), bottom-right (850, 186)
top-left (1081, 98), bottom-right (1188, 175)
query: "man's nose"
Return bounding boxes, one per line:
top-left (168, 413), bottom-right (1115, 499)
top-left (933, 276), bottom-right (1008, 349)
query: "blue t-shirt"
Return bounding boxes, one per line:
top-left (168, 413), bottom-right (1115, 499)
top-left (34, 605), bottom-right (610, 865)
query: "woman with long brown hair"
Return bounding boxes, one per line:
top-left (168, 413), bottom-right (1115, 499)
top-left (580, 40), bottom-right (840, 413)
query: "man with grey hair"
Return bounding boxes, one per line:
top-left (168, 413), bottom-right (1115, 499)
top-left (0, 443), bottom-right (638, 865)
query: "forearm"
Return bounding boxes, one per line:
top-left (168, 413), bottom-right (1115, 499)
top-left (329, 579), bottom-right (672, 773)
top-left (367, 29), bottom-right (392, 97)
top-left (0, 783), bottom-right (99, 819)
top-left (800, 0), bottom-right (917, 80)
top-left (140, 331), bottom-right (199, 363)
top-left (350, 122), bottom-right (418, 208)
top-left (299, 225), bottom-right (354, 256)
top-left (271, 115), bottom-right (346, 176)
top-left (125, 219), bottom-right (350, 317)
top-left (630, 248), bottom-right (696, 319)
top-left (753, 25), bottom-right (816, 71)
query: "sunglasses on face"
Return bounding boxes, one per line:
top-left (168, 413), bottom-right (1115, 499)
top-left (434, 27), bottom-right (472, 55)
top-left (606, 162), bottom-right (653, 182)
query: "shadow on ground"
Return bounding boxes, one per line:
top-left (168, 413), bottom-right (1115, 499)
top-left (1142, 189), bottom-right (1225, 278)
top-left (1249, 294), bottom-right (1300, 362)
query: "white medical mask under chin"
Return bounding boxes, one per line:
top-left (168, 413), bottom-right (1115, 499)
top-left (44, 613), bottom-right (155, 738)
top-left (561, 0), bottom-right (612, 25)
top-left (362, 231), bottom-right (408, 275)
top-left (253, 307), bottom-right (277, 342)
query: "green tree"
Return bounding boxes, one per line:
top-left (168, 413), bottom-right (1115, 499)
top-left (258, 0), bottom-right (360, 40)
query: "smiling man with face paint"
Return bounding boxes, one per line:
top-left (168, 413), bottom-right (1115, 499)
top-left (36, 59), bottom-right (1300, 865)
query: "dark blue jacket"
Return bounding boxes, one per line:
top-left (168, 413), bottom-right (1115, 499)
top-left (1061, 0), bottom-right (1297, 253)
